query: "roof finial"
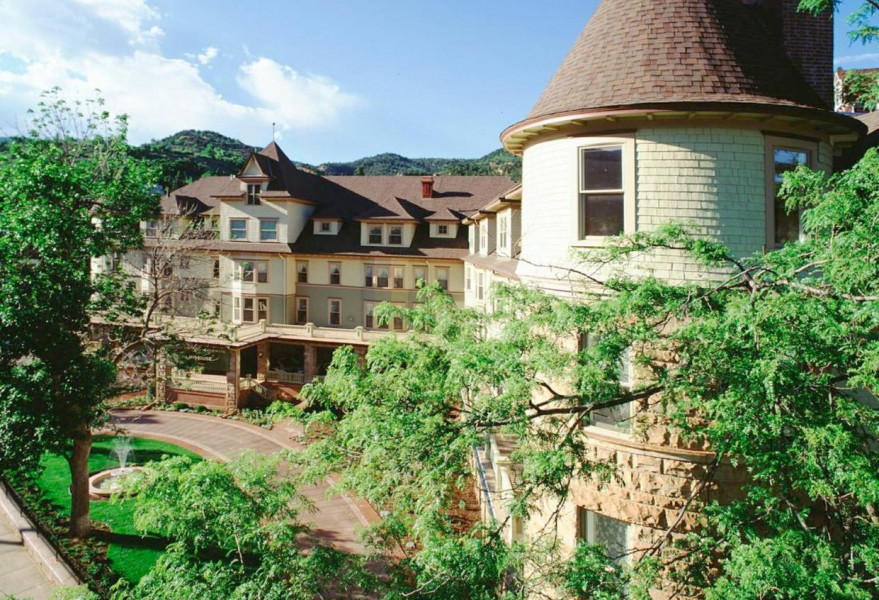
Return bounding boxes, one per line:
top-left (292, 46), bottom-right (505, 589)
top-left (272, 122), bottom-right (276, 141)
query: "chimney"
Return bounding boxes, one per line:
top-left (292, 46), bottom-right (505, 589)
top-left (421, 176), bottom-right (434, 199)
top-left (744, 0), bottom-right (834, 108)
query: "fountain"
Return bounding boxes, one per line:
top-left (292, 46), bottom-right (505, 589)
top-left (88, 437), bottom-right (145, 499)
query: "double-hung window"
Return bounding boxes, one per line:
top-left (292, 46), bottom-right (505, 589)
top-left (240, 261), bottom-right (254, 282)
top-left (364, 302), bottom-right (380, 329)
top-left (144, 221), bottom-right (158, 238)
top-left (297, 262), bottom-right (308, 284)
top-left (393, 266), bottom-right (404, 289)
top-left (229, 219), bottom-right (247, 241)
top-left (328, 299), bottom-right (342, 326)
top-left (295, 298), bottom-right (309, 324)
top-left (388, 225), bottom-right (403, 245)
top-left (581, 334), bottom-right (634, 434)
top-left (413, 266), bottom-right (426, 288)
top-left (476, 271), bottom-right (484, 301)
top-left (436, 267), bottom-right (449, 291)
top-left (259, 219), bottom-right (278, 241)
top-left (238, 297), bottom-right (268, 323)
top-left (246, 184), bottom-right (261, 205)
top-left (465, 266), bottom-right (472, 291)
top-left (329, 262), bottom-right (341, 285)
top-left (579, 146), bottom-right (624, 238)
top-left (236, 261), bottom-right (268, 283)
top-left (376, 266), bottom-right (389, 288)
top-left (212, 259), bottom-right (220, 280)
top-left (368, 225), bottom-right (383, 244)
top-left (498, 214), bottom-right (508, 252)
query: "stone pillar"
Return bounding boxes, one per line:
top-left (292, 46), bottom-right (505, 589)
top-left (226, 348), bottom-right (240, 412)
top-left (303, 344), bottom-right (317, 384)
top-left (154, 349), bottom-right (169, 404)
top-left (256, 341), bottom-right (269, 382)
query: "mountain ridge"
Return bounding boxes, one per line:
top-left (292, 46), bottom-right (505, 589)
top-left (133, 130), bottom-right (521, 190)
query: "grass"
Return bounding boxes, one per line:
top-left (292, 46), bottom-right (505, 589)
top-left (35, 435), bottom-right (200, 583)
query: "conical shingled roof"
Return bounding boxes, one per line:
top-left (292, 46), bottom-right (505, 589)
top-left (525, 0), bottom-right (828, 124)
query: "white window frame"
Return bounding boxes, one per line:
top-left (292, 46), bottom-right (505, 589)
top-left (144, 221), bottom-right (158, 238)
top-left (297, 261), bottom-right (308, 284)
top-left (328, 298), bottom-right (342, 327)
top-left (764, 135), bottom-right (817, 248)
top-left (388, 225), bottom-right (403, 246)
top-left (498, 214), bottom-right (508, 253)
top-left (235, 260), bottom-right (268, 283)
top-left (367, 225), bottom-right (383, 245)
top-left (365, 264), bottom-right (390, 288)
top-left (259, 219), bottom-right (278, 241)
top-left (329, 262), bottom-right (341, 285)
top-left (436, 266), bottom-right (449, 291)
top-left (246, 183), bottom-right (261, 206)
top-left (229, 218), bottom-right (248, 241)
top-left (393, 266), bottom-right (404, 289)
top-left (479, 220), bottom-right (488, 254)
top-left (413, 265), bottom-right (427, 288)
top-left (295, 297), bottom-right (309, 325)
top-left (476, 271), bottom-right (484, 301)
top-left (573, 136), bottom-right (636, 246)
top-left (465, 266), bottom-right (472, 291)
top-left (237, 296), bottom-right (268, 323)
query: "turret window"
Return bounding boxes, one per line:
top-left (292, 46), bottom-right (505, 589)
top-left (765, 136), bottom-right (816, 247)
top-left (579, 146), bottom-right (624, 237)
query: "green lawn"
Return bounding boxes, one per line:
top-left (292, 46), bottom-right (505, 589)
top-left (35, 436), bottom-right (201, 583)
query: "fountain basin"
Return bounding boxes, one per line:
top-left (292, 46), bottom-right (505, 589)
top-left (88, 466), bottom-right (145, 499)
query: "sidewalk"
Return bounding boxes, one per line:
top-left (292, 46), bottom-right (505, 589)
top-left (0, 503), bottom-right (55, 600)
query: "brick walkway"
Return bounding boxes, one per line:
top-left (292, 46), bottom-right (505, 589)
top-left (0, 513), bottom-right (53, 600)
top-left (110, 410), bottom-right (378, 553)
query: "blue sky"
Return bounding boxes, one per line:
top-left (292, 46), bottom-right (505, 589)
top-left (0, 0), bottom-right (875, 164)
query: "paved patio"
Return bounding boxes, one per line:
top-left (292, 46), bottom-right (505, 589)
top-left (0, 512), bottom-right (53, 600)
top-left (109, 409), bottom-right (378, 553)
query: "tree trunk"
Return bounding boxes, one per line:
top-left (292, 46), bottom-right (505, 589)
top-left (68, 425), bottom-right (92, 538)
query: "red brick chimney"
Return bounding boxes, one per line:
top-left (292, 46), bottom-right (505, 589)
top-left (421, 176), bottom-right (434, 199)
top-left (744, 0), bottom-right (834, 108)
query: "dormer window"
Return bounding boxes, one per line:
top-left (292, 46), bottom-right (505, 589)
top-left (388, 225), bottom-right (403, 245)
top-left (246, 184), bottom-right (261, 206)
top-left (320, 221), bottom-right (331, 233)
top-left (368, 225), bottom-right (382, 244)
top-left (438, 224), bottom-right (448, 235)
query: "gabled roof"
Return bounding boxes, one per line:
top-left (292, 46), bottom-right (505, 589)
top-left (424, 207), bottom-right (465, 222)
top-left (522, 0), bottom-right (830, 126)
top-left (160, 176), bottom-right (239, 215)
top-left (356, 196), bottom-right (422, 222)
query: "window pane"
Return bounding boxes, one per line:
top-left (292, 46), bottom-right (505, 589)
top-left (257, 262), bottom-right (268, 283)
top-left (773, 148), bottom-right (807, 244)
top-left (582, 193), bottom-right (624, 237)
top-left (260, 220), bottom-right (277, 241)
top-left (593, 513), bottom-right (628, 563)
top-left (230, 220), bottom-right (246, 240)
top-left (369, 226), bottom-right (382, 244)
top-left (582, 147), bottom-right (622, 191)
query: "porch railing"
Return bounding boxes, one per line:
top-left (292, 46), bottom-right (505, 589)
top-left (170, 375), bottom-right (227, 394)
top-left (267, 369), bottom-right (305, 385)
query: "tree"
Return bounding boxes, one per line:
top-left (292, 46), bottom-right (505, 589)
top-left (113, 452), bottom-right (373, 600)
top-left (92, 208), bottom-right (227, 400)
top-left (800, 0), bottom-right (879, 109)
top-left (297, 149), bottom-right (879, 597)
top-left (0, 89), bottom-right (159, 537)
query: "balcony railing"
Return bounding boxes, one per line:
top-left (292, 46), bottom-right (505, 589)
top-left (170, 374), bottom-right (227, 394)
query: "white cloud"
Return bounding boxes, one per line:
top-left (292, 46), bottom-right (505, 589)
top-left (0, 0), bottom-right (359, 144)
top-left (835, 52), bottom-right (879, 66)
top-left (196, 46), bottom-right (219, 65)
top-left (238, 58), bottom-right (359, 130)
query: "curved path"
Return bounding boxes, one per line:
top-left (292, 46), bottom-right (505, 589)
top-left (109, 409), bottom-right (378, 553)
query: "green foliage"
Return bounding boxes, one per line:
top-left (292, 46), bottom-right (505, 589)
top-left (47, 587), bottom-right (101, 600)
top-left (115, 453), bottom-right (373, 600)
top-left (0, 89), bottom-right (159, 471)
top-left (298, 149), bottom-right (879, 597)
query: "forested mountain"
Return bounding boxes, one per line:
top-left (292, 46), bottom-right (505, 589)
top-left (132, 130), bottom-right (521, 190)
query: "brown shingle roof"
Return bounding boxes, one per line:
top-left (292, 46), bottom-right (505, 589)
top-left (857, 111), bottom-right (879, 135)
top-left (524, 0), bottom-right (830, 125)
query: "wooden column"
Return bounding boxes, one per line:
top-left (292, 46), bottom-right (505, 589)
top-left (226, 348), bottom-right (240, 412)
top-left (304, 344), bottom-right (317, 383)
top-left (257, 341), bottom-right (269, 382)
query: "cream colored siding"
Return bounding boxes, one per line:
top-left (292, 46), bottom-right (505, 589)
top-left (221, 199), bottom-right (313, 243)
